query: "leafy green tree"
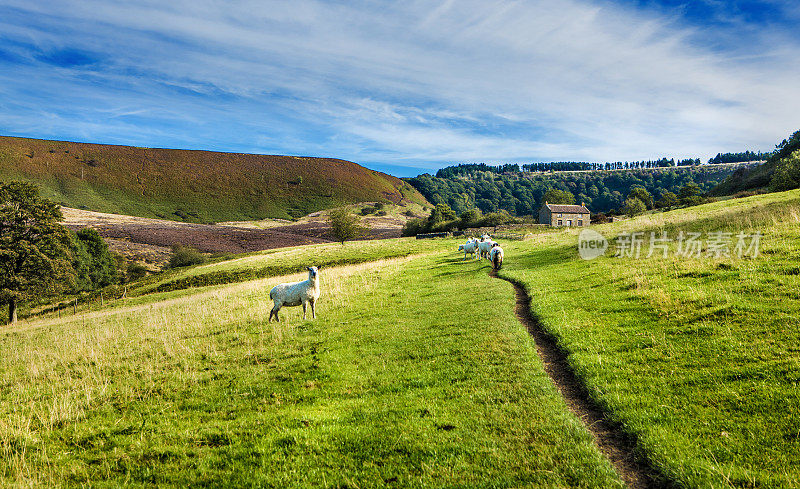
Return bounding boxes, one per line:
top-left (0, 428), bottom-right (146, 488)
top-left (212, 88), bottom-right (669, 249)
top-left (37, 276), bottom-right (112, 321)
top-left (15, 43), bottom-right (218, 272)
top-left (0, 182), bottom-right (74, 324)
top-left (622, 197), bottom-right (646, 216)
top-left (429, 203), bottom-right (457, 224)
top-left (72, 228), bottom-right (119, 289)
top-left (678, 183), bottom-right (704, 206)
top-left (542, 188), bottom-right (575, 205)
top-left (655, 191), bottom-right (678, 209)
top-left (770, 150), bottom-right (800, 191)
top-left (459, 208), bottom-right (482, 228)
top-left (773, 130), bottom-right (800, 162)
top-left (327, 208), bottom-right (367, 245)
top-left (628, 187), bottom-right (653, 209)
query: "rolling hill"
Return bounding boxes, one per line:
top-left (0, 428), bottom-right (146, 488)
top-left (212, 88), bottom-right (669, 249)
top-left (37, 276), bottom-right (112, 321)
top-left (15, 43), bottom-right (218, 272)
top-left (0, 136), bottom-right (428, 222)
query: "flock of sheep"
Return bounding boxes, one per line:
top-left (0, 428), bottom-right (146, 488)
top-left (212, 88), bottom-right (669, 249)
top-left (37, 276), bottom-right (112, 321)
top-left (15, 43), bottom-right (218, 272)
top-left (459, 234), bottom-right (504, 270)
top-left (267, 235), bottom-right (504, 322)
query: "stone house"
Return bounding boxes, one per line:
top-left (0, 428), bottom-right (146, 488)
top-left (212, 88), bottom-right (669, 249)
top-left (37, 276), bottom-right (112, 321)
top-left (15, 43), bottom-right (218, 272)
top-left (539, 202), bottom-right (591, 227)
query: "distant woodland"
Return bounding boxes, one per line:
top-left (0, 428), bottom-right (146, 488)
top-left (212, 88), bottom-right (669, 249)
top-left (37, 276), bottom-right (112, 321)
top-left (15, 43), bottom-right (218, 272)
top-left (405, 164), bottom-right (746, 216)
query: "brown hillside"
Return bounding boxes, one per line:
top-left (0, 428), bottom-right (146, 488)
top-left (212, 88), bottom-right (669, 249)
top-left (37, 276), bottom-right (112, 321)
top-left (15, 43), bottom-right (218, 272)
top-left (0, 136), bottom-right (428, 222)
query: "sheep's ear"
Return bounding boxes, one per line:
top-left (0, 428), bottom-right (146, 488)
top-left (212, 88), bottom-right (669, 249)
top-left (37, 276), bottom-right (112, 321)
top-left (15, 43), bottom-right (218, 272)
top-left (307, 267), bottom-right (312, 271)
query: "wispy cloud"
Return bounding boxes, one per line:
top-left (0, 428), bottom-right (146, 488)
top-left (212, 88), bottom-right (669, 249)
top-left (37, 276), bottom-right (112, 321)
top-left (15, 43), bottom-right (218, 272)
top-left (0, 0), bottom-right (798, 175)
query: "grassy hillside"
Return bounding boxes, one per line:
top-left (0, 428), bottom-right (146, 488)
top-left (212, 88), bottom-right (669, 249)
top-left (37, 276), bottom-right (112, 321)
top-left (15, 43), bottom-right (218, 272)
top-left (499, 189), bottom-right (800, 487)
top-left (1, 242), bottom-right (622, 487)
top-left (0, 136), bottom-right (428, 222)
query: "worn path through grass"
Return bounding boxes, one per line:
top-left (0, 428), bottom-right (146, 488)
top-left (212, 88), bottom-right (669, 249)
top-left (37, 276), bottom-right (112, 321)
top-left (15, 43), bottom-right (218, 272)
top-left (498, 189), bottom-right (800, 488)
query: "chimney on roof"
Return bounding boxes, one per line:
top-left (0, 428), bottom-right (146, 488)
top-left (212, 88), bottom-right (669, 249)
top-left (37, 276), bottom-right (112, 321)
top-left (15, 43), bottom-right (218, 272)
top-left (581, 202), bottom-right (585, 207)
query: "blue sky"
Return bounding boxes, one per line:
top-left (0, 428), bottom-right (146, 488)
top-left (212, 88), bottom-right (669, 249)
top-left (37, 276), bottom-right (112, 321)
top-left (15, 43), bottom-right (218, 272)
top-left (0, 1), bottom-right (798, 177)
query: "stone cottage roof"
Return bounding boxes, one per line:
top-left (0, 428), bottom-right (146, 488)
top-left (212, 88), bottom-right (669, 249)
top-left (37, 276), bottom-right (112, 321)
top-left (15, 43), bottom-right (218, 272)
top-left (544, 203), bottom-right (591, 214)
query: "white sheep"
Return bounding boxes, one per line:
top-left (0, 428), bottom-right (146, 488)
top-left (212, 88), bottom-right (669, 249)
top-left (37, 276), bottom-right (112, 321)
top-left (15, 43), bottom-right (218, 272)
top-left (458, 238), bottom-right (480, 260)
top-left (269, 266), bottom-right (320, 322)
top-left (478, 239), bottom-right (497, 260)
top-left (490, 243), bottom-right (504, 270)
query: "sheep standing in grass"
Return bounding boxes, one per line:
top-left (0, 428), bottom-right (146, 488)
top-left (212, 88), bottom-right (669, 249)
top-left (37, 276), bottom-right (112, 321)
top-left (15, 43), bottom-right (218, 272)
top-left (269, 266), bottom-right (320, 322)
top-left (458, 238), bottom-right (480, 260)
top-left (478, 238), bottom-right (497, 260)
top-left (490, 243), bottom-right (504, 270)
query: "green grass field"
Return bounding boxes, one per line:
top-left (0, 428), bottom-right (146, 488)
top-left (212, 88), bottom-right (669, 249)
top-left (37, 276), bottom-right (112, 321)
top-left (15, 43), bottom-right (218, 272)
top-left (3, 190), bottom-right (799, 487)
top-left (499, 189), bottom-right (800, 487)
top-left (2, 243), bottom-right (622, 487)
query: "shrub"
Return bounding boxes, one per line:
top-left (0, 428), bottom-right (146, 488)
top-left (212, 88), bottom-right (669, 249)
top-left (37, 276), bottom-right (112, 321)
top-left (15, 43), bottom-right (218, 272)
top-left (430, 219), bottom-right (458, 233)
top-left (477, 211), bottom-right (513, 227)
top-left (126, 262), bottom-right (150, 281)
top-left (327, 208), bottom-right (367, 245)
top-left (169, 244), bottom-right (207, 268)
top-left (402, 218), bottom-right (426, 237)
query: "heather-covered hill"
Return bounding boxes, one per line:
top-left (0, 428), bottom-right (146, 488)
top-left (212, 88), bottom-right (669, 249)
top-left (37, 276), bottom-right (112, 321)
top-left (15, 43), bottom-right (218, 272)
top-left (0, 136), bottom-right (427, 222)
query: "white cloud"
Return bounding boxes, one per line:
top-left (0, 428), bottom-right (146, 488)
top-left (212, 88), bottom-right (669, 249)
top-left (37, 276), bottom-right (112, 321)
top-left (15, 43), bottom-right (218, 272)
top-left (0, 0), bottom-right (798, 168)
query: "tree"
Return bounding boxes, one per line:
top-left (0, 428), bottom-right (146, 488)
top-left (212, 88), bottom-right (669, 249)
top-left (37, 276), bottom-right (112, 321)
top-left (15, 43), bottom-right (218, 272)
top-left (429, 203), bottom-right (457, 224)
top-left (0, 182), bottom-right (74, 324)
top-left (459, 208), bottom-right (482, 228)
top-left (770, 150), bottom-right (800, 191)
top-left (72, 228), bottom-right (119, 289)
top-left (327, 208), bottom-right (366, 245)
top-left (622, 197), bottom-right (646, 216)
top-left (542, 188), bottom-right (575, 205)
top-left (628, 187), bottom-right (653, 209)
top-left (678, 183), bottom-right (704, 206)
top-left (656, 191), bottom-right (678, 209)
